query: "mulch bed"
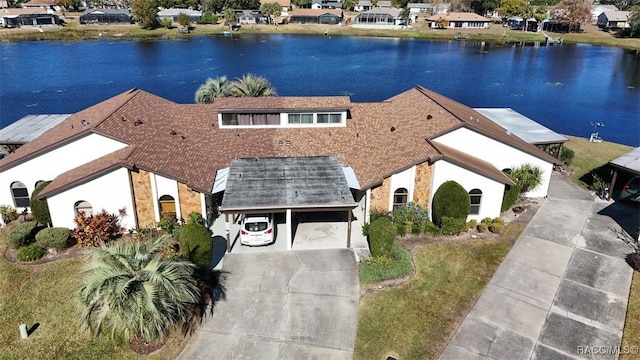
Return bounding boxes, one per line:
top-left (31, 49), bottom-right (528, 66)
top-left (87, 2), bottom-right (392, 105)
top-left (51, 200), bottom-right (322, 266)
top-left (4, 245), bottom-right (86, 264)
top-left (129, 334), bottom-right (168, 355)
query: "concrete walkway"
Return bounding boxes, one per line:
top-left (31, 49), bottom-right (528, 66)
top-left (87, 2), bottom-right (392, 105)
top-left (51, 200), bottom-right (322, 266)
top-left (441, 173), bottom-right (639, 360)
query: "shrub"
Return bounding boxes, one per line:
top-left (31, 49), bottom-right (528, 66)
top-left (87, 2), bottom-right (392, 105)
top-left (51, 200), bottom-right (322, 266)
top-left (423, 220), bottom-right (441, 236)
top-left (440, 217), bottom-right (467, 236)
top-left (432, 181), bottom-right (470, 226)
top-left (188, 212), bottom-right (205, 226)
top-left (362, 209), bottom-right (392, 237)
top-left (17, 244), bottom-right (46, 261)
top-left (411, 221), bottom-right (423, 234)
top-left (30, 181), bottom-right (52, 226)
top-left (198, 11), bottom-right (217, 24)
top-left (561, 147), bottom-right (575, 166)
top-left (507, 164), bottom-right (543, 194)
top-left (158, 211), bottom-right (178, 235)
top-left (359, 245), bottom-right (412, 284)
top-left (391, 203), bottom-right (429, 227)
top-left (477, 221), bottom-right (488, 233)
top-left (467, 219), bottom-right (478, 230)
top-left (35, 227), bottom-right (71, 250)
top-left (501, 184), bottom-right (522, 212)
top-left (0, 205), bottom-right (19, 224)
top-left (179, 221), bottom-right (212, 270)
top-left (162, 16), bottom-right (172, 28)
top-left (488, 217), bottom-right (504, 233)
top-left (73, 209), bottom-right (123, 247)
top-left (369, 217), bottom-right (396, 258)
top-left (177, 12), bottom-right (190, 27)
top-left (7, 221), bottom-right (38, 248)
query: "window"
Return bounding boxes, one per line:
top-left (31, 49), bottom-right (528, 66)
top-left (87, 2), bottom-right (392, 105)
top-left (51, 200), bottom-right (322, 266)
top-left (288, 113), bottom-right (314, 124)
top-left (393, 188), bottom-right (408, 210)
top-left (469, 189), bottom-right (482, 215)
top-left (10, 181), bottom-right (30, 208)
top-left (222, 113), bottom-right (280, 126)
top-left (159, 195), bottom-right (176, 219)
top-left (317, 113), bottom-right (342, 124)
top-left (74, 200), bottom-right (93, 216)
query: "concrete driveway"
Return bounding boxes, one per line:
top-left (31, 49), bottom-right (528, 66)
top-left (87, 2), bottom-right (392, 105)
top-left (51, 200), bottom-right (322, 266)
top-left (441, 172), bottom-right (639, 359)
top-left (178, 249), bottom-right (360, 360)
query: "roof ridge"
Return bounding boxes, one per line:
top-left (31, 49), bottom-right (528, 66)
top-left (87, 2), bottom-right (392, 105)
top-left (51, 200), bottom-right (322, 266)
top-left (93, 88), bottom-right (139, 130)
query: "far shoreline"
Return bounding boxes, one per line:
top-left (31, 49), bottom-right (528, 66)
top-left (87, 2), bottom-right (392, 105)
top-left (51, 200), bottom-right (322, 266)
top-left (1, 19), bottom-right (639, 50)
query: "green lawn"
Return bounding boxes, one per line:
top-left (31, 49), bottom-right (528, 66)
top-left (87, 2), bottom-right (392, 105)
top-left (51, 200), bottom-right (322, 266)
top-left (355, 223), bottom-right (525, 360)
top-left (563, 135), bottom-right (634, 188)
top-left (621, 271), bottom-right (640, 360)
top-left (0, 232), bottom-right (188, 360)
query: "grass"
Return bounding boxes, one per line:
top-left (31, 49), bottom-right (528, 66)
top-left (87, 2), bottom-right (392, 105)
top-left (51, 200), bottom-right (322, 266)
top-left (0, 229), bottom-right (189, 360)
top-left (354, 222), bottom-right (525, 360)
top-left (563, 135), bottom-right (634, 188)
top-left (621, 271), bottom-right (640, 359)
top-left (359, 244), bottom-right (413, 284)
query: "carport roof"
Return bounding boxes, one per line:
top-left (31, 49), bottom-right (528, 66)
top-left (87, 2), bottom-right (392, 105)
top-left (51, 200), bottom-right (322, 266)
top-left (220, 156), bottom-right (357, 212)
top-left (474, 108), bottom-right (567, 145)
top-left (609, 147), bottom-right (640, 176)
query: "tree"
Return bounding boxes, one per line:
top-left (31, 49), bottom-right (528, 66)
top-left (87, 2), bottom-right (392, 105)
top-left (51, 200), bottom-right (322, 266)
top-left (534, 5), bottom-right (548, 23)
top-left (79, 235), bottom-right (201, 342)
top-left (392, 0), bottom-right (409, 8)
top-left (231, 74), bottom-right (277, 97)
top-left (498, 0), bottom-right (529, 18)
top-left (552, 0), bottom-right (591, 32)
top-left (30, 181), bottom-right (51, 226)
top-left (131, 0), bottom-right (159, 29)
top-left (398, 7), bottom-right (411, 25)
top-left (342, 0), bottom-right (357, 11)
top-left (177, 12), bottom-right (191, 28)
top-left (260, 2), bottom-right (282, 24)
top-left (467, 0), bottom-right (499, 15)
top-left (224, 7), bottom-right (236, 23)
top-left (194, 76), bottom-right (233, 104)
top-left (627, 6), bottom-right (640, 37)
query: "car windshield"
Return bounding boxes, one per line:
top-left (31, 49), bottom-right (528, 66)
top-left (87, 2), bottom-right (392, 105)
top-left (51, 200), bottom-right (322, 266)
top-left (245, 221), bottom-right (268, 232)
top-left (627, 177), bottom-right (640, 191)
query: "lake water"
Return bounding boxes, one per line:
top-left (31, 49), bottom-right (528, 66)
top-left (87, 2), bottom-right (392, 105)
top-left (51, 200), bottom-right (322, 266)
top-left (0, 34), bottom-right (638, 146)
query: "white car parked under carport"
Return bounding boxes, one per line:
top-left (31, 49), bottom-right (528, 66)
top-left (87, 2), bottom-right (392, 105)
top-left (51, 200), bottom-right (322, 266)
top-left (240, 214), bottom-right (274, 246)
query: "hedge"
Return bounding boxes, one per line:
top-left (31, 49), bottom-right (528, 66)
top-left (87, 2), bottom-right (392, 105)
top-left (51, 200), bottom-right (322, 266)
top-left (30, 181), bottom-right (52, 226)
top-left (35, 227), bottom-right (71, 250)
top-left (179, 221), bottom-right (212, 270)
top-left (7, 221), bottom-right (39, 249)
top-left (432, 181), bottom-right (470, 226)
top-left (17, 244), bottom-right (46, 262)
top-left (369, 217), bottom-right (396, 258)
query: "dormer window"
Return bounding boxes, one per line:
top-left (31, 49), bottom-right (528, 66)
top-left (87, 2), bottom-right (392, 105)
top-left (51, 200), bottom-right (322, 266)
top-left (222, 113), bottom-right (280, 126)
top-left (288, 113), bottom-right (313, 124)
top-left (317, 113), bottom-right (342, 124)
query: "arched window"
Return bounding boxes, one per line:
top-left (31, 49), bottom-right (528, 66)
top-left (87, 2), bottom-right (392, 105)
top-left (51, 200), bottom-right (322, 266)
top-left (393, 188), bottom-right (408, 210)
top-left (74, 200), bottom-right (93, 216)
top-left (10, 181), bottom-right (30, 208)
top-left (159, 195), bottom-right (176, 219)
top-left (469, 189), bottom-right (482, 215)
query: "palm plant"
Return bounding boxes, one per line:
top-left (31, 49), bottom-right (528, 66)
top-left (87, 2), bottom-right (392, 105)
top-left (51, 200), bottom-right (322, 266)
top-left (79, 235), bottom-right (201, 342)
top-left (508, 164), bottom-right (543, 193)
top-left (231, 73), bottom-right (277, 97)
top-left (194, 76), bottom-right (233, 104)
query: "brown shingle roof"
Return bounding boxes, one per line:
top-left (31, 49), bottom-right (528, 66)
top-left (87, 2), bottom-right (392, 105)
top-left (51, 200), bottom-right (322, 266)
top-left (4, 86), bottom-right (557, 197)
top-left (430, 140), bottom-right (515, 185)
top-left (37, 146), bottom-right (136, 199)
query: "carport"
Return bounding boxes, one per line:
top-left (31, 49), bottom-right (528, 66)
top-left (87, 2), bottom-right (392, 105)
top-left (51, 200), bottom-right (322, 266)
top-left (217, 156), bottom-right (358, 252)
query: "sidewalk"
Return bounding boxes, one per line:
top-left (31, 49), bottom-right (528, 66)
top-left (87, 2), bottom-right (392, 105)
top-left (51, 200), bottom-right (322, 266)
top-left (441, 173), bottom-right (638, 360)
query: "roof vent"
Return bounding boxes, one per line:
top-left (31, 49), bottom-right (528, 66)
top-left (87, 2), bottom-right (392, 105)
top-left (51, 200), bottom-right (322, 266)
top-left (427, 114), bottom-right (433, 119)
top-left (390, 127), bottom-right (396, 132)
top-left (134, 119), bottom-right (143, 126)
top-left (121, 116), bottom-right (126, 122)
top-left (278, 140), bottom-right (284, 146)
top-left (285, 140), bottom-right (292, 146)
top-left (170, 130), bottom-right (177, 136)
top-left (181, 135), bottom-right (186, 140)
top-left (81, 119), bottom-right (89, 126)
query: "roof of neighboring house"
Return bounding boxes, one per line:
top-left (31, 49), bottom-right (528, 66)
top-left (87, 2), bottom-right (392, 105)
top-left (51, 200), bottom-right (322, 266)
top-left (593, 5), bottom-right (618, 11)
top-left (609, 147), bottom-right (640, 176)
top-left (377, 1), bottom-right (392, 7)
top-left (288, 8), bottom-right (342, 16)
top-left (600, 11), bottom-right (630, 21)
top-left (80, 8), bottom-right (133, 16)
top-left (357, 7), bottom-right (401, 17)
top-left (260, 0), bottom-right (290, 7)
top-left (427, 12), bottom-right (490, 22)
top-left (356, 0), bottom-right (372, 5)
top-left (0, 8), bottom-right (48, 16)
top-left (21, 0), bottom-right (55, 6)
top-left (157, 9), bottom-right (202, 16)
top-left (2, 86), bottom-right (558, 197)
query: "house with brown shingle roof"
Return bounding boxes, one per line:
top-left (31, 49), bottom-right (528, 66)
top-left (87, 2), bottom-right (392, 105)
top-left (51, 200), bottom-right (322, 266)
top-left (0, 86), bottom-right (558, 240)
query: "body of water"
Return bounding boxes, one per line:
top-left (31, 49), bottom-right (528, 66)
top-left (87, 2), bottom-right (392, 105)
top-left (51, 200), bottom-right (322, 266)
top-left (1, 34), bottom-right (638, 146)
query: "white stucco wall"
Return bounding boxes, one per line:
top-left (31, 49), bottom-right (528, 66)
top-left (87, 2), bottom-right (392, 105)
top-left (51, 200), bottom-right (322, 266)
top-left (431, 160), bottom-right (505, 220)
top-left (388, 165), bottom-right (416, 212)
top-left (433, 128), bottom-right (554, 198)
top-left (0, 134), bottom-right (128, 212)
top-left (47, 167), bottom-right (136, 230)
